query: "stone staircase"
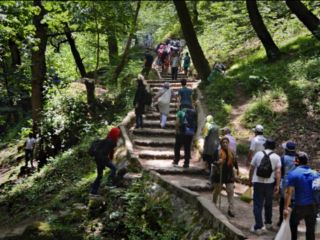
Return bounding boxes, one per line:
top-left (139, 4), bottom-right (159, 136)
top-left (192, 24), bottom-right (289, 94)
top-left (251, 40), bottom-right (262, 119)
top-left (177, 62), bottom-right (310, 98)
top-left (128, 71), bottom-right (316, 239)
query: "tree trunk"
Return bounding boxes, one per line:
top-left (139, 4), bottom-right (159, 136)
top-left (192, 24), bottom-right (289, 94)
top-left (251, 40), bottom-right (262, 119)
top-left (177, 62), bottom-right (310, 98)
top-left (286, 0), bottom-right (320, 40)
top-left (246, 0), bottom-right (281, 61)
top-left (192, 1), bottom-right (199, 26)
top-left (107, 31), bottom-right (118, 65)
top-left (112, 0), bottom-right (141, 83)
top-left (8, 39), bottom-right (21, 69)
top-left (173, 0), bottom-right (211, 83)
top-left (31, 0), bottom-right (48, 134)
top-left (65, 23), bottom-right (95, 109)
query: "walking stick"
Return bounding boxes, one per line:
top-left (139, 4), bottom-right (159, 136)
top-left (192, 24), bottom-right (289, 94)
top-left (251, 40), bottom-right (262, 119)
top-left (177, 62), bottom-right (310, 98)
top-left (219, 163), bottom-right (222, 209)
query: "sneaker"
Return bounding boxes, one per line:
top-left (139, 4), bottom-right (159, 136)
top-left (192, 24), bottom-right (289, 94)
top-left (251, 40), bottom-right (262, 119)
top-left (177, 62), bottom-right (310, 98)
top-left (250, 225), bottom-right (265, 235)
top-left (89, 193), bottom-right (100, 198)
top-left (228, 210), bottom-right (235, 218)
top-left (265, 223), bottom-right (273, 230)
top-left (183, 165), bottom-right (189, 168)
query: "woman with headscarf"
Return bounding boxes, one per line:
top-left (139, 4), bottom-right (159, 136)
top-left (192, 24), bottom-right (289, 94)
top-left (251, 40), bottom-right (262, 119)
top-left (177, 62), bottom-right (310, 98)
top-left (202, 115), bottom-right (220, 173)
top-left (212, 137), bottom-right (239, 217)
top-left (154, 82), bottom-right (172, 128)
top-left (133, 76), bottom-right (147, 128)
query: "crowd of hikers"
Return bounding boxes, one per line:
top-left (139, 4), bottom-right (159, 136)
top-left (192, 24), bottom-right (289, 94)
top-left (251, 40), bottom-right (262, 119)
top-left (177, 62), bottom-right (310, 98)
top-left (19, 36), bottom-right (320, 239)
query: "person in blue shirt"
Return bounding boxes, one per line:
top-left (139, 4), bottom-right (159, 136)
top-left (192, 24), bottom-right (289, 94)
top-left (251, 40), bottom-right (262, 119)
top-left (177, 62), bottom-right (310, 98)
top-left (177, 78), bottom-right (192, 109)
top-left (277, 141), bottom-right (297, 227)
top-left (284, 151), bottom-right (317, 240)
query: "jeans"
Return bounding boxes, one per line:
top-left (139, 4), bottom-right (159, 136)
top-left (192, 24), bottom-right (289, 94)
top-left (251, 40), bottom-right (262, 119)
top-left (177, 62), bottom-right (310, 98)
top-left (253, 182), bottom-right (274, 229)
top-left (90, 160), bottom-right (117, 194)
top-left (160, 114), bottom-right (167, 128)
top-left (135, 114), bottom-right (143, 128)
top-left (174, 134), bottom-right (193, 167)
top-left (171, 67), bottom-right (178, 80)
top-left (290, 204), bottom-right (317, 240)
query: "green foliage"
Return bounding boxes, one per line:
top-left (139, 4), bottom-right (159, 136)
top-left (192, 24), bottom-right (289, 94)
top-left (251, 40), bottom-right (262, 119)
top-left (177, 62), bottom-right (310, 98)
top-left (242, 100), bottom-right (274, 132)
top-left (202, 74), bottom-right (235, 126)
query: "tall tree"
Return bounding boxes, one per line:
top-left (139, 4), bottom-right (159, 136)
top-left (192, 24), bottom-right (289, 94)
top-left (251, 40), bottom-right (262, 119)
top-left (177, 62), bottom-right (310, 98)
top-left (173, 0), bottom-right (211, 83)
top-left (285, 0), bottom-right (320, 40)
top-left (246, 0), bottom-right (281, 61)
top-left (112, 0), bottom-right (141, 83)
top-left (64, 23), bottom-right (95, 110)
top-left (107, 30), bottom-right (118, 65)
top-left (31, 0), bottom-right (48, 133)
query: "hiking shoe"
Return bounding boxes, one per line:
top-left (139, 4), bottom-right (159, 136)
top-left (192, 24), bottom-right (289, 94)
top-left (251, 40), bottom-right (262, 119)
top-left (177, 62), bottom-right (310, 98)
top-left (265, 223), bottom-right (273, 230)
top-left (228, 210), bottom-right (235, 218)
top-left (250, 225), bottom-right (265, 235)
top-left (172, 161), bottom-right (178, 166)
top-left (89, 193), bottom-right (101, 198)
top-left (183, 164), bottom-right (189, 168)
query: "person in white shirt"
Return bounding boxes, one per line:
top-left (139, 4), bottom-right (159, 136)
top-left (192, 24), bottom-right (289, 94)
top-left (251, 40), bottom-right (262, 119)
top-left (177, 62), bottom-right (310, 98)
top-left (248, 124), bottom-right (266, 164)
top-left (25, 133), bottom-right (36, 168)
top-left (249, 138), bottom-right (281, 235)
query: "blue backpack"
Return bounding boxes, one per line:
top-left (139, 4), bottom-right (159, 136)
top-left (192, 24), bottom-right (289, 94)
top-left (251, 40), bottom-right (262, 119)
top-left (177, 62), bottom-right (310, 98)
top-left (180, 109), bottom-right (197, 136)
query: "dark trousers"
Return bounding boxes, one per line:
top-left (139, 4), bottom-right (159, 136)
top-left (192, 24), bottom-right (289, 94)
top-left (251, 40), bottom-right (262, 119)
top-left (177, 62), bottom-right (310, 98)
top-left (253, 182), bottom-right (274, 229)
top-left (25, 149), bottom-right (34, 167)
top-left (90, 161), bottom-right (117, 194)
top-left (290, 204), bottom-right (317, 240)
top-left (174, 134), bottom-right (193, 167)
top-left (202, 154), bottom-right (213, 172)
top-left (141, 66), bottom-right (151, 78)
top-left (135, 114), bottom-right (143, 128)
top-left (171, 67), bottom-right (178, 80)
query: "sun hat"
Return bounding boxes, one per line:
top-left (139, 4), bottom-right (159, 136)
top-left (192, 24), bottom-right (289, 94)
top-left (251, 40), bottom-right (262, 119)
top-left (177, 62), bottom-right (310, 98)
top-left (281, 141), bottom-right (296, 152)
top-left (252, 124), bottom-right (264, 133)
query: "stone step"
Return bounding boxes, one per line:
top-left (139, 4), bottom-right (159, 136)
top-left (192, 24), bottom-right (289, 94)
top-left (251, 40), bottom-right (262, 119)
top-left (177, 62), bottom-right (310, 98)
top-left (132, 128), bottom-right (176, 137)
top-left (147, 80), bottom-right (197, 84)
top-left (138, 150), bottom-right (183, 159)
top-left (143, 120), bottom-right (175, 129)
top-left (145, 113), bottom-right (176, 121)
top-left (133, 136), bottom-right (175, 147)
top-left (160, 74), bottom-right (186, 78)
top-left (140, 159), bottom-right (207, 175)
top-left (161, 174), bottom-right (212, 192)
top-left (149, 83), bottom-right (192, 88)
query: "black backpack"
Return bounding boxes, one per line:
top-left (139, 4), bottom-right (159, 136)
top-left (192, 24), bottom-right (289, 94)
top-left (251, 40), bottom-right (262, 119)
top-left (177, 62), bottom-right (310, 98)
top-left (144, 90), bottom-right (152, 106)
top-left (88, 139), bottom-right (104, 157)
top-left (180, 109), bottom-right (197, 136)
top-left (256, 151), bottom-right (274, 178)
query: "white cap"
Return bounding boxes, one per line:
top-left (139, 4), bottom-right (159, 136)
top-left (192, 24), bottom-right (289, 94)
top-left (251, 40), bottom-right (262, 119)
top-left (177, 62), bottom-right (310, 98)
top-left (253, 124), bottom-right (264, 133)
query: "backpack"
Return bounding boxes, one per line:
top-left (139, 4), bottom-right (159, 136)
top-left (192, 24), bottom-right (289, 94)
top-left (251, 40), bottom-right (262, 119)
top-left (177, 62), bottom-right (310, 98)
top-left (256, 151), bottom-right (274, 178)
top-left (88, 139), bottom-right (104, 157)
top-left (180, 109), bottom-right (197, 136)
top-left (144, 90), bottom-right (152, 106)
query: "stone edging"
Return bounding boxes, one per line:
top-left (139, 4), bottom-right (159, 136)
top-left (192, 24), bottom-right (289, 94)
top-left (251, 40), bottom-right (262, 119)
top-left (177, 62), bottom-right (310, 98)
top-left (147, 170), bottom-right (246, 240)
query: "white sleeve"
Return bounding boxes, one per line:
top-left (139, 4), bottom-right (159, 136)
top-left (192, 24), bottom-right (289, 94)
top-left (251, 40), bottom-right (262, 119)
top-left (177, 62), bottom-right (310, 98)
top-left (251, 152), bottom-right (259, 166)
top-left (249, 138), bottom-right (255, 151)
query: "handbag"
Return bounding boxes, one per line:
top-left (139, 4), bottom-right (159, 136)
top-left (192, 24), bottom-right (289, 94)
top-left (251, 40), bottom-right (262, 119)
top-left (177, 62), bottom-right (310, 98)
top-left (240, 187), bottom-right (253, 203)
top-left (274, 217), bottom-right (291, 240)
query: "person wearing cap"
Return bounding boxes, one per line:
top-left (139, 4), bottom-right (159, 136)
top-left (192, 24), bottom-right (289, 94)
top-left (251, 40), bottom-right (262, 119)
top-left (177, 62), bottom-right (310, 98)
top-left (277, 141), bottom-right (297, 226)
top-left (284, 152), bottom-right (317, 240)
top-left (247, 124), bottom-right (266, 164)
top-left (176, 78), bottom-right (193, 110)
top-left (221, 127), bottom-right (237, 155)
top-left (90, 127), bottom-right (121, 195)
top-left (153, 82), bottom-right (172, 128)
top-left (202, 115), bottom-right (219, 174)
top-left (249, 139), bottom-right (281, 235)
